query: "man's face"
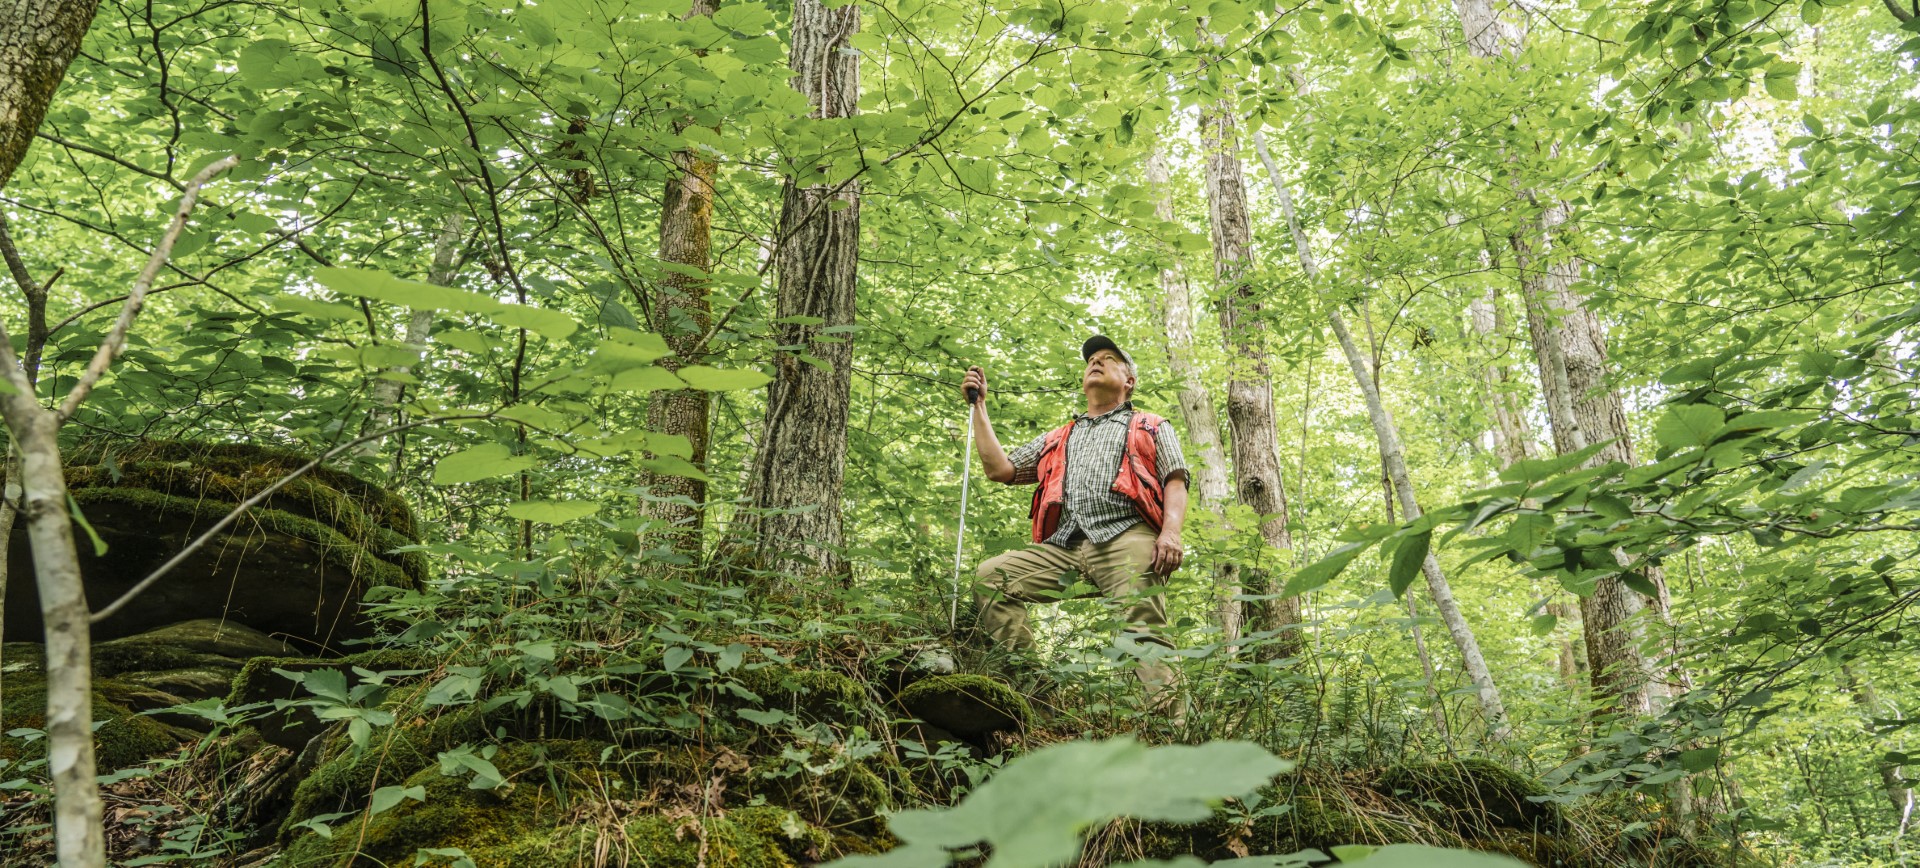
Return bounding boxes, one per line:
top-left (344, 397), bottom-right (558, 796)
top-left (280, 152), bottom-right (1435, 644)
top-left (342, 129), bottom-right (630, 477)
top-left (1083, 349), bottom-right (1135, 396)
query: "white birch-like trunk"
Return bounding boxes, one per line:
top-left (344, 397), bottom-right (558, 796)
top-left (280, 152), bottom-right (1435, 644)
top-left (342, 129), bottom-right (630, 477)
top-left (1145, 148), bottom-right (1241, 642)
top-left (1250, 130), bottom-right (1510, 739)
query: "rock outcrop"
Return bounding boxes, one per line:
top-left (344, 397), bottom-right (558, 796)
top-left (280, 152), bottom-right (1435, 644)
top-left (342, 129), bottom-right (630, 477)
top-left (4, 441), bottom-right (423, 651)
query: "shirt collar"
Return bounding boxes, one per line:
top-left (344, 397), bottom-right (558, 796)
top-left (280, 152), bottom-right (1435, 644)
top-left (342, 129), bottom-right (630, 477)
top-left (1076, 401), bottom-right (1133, 423)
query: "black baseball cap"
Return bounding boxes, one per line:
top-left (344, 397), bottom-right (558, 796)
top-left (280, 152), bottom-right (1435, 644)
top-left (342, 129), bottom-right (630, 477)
top-left (1082, 335), bottom-right (1134, 366)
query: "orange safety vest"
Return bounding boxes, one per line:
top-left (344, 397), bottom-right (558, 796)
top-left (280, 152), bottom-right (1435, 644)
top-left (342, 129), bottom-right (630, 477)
top-left (1029, 411), bottom-right (1166, 543)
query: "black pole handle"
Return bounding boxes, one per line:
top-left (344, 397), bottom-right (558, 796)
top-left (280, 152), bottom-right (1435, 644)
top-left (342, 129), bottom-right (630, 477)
top-left (965, 386), bottom-right (981, 405)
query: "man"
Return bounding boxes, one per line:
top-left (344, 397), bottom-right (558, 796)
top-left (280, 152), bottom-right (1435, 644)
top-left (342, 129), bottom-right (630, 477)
top-left (960, 335), bottom-right (1190, 705)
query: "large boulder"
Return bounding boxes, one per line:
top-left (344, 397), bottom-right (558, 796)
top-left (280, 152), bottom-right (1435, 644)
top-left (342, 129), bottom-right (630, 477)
top-left (4, 441), bottom-right (424, 651)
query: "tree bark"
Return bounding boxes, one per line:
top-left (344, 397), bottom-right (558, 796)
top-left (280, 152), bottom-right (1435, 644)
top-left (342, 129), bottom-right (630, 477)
top-left (0, 0), bottom-right (103, 189)
top-left (739, 0), bottom-right (860, 581)
top-left (1250, 129), bottom-right (1510, 739)
top-left (644, 0), bottom-right (720, 556)
top-left (1145, 148), bottom-right (1241, 642)
top-left (1199, 92), bottom-right (1301, 659)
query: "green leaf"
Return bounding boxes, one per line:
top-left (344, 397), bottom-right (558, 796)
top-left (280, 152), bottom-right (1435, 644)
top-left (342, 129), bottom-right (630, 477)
top-left (67, 495), bottom-right (108, 557)
top-left (314, 267), bottom-right (577, 339)
top-left (610, 367), bottom-right (685, 392)
top-left (738, 707), bottom-right (790, 726)
top-left (1283, 542), bottom-right (1368, 597)
top-left (504, 500), bottom-right (601, 523)
top-left (368, 784), bottom-right (425, 814)
top-left (1654, 404), bottom-right (1726, 451)
top-left (825, 738), bottom-right (1289, 868)
top-left (433, 444), bottom-right (539, 485)
top-left (1497, 440), bottom-right (1612, 484)
top-left (1387, 529), bottom-right (1430, 598)
top-left (662, 646), bottom-right (694, 673)
top-left (1763, 63), bottom-right (1801, 101)
top-left (1341, 845), bottom-right (1530, 867)
top-left (1678, 747), bottom-right (1721, 773)
top-left (676, 365), bottom-right (772, 390)
top-left (1529, 614), bottom-right (1557, 636)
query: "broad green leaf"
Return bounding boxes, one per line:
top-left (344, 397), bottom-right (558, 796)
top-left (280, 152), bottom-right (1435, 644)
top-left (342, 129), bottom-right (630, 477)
top-left (1284, 542), bottom-right (1368, 597)
top-left (1387, 529), bottom-right (1430, 598)
top-left (825, 737), bottom-right (1289, 868)
top-left (504, 500), bottom-right (601, 523)
top-left (1654, 405), bottom-right (1726, 451)
top-left (1497, 441), bottom-right (1612, 484)
top-left (314, 267), bottom-right (577, 339)
top-left (676, 365), bottom-right (772, 390)
top-left (433, 444), bottom-right (538, 485)
top-left (610, 367), bottom-right (685, 392)
top-left (368, 784), bottom-right (425, 814)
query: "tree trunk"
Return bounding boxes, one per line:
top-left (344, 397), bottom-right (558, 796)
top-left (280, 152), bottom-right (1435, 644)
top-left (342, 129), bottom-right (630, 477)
top-left (644, 0), bottom-right (720, 555)
top-left (1453, 0), bottom-right (1667, 719)
top-left (1199, 95), bottom-right (1300, 659)
top-left (739, 0), bottom-right (860, 581)
top-left (1840, 664), bottom-right (1915, 824)
top-left (360, 212), bottom-right (463, 459)
top-left (1145, 148), bottom-right (1241, 642)
top-left (1467, 287), bottom-right (1536, 467)
top-left (1250, 129), bottom-right (1510, 739)
top-left (0, 0), bottom-right (103, 189)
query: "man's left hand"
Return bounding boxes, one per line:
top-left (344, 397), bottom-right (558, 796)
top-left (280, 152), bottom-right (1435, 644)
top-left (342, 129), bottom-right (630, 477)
top-left (1150, 532), bottom-right (1184, 577)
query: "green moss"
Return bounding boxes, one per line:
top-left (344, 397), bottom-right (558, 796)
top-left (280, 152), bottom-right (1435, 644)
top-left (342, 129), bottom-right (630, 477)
top-left (284, 740), bottom-right (827, 868)
top-left (65, 440), bottom-right (416, 540)
top-left (71, 486), bottom-right (415, 594)
top-left (896, 675), bottom-right (1030, 737)
top-left (281, 702), bottom-right (489, 834)
top-left (92, 618), bottom-right (296, 676)
top-left (0, 659), bottom-right (186, 772)
top-left (1376, 758), bottom-right (1562, 837)
top-left (730, 665), bottom-right (866, 723)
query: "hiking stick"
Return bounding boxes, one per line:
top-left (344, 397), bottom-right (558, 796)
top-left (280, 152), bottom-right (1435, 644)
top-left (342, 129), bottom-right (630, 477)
top-left (951, 387), bottom-right (979, 631)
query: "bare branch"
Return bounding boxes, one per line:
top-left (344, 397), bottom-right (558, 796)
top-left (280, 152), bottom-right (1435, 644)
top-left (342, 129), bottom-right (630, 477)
top-left (55, 155), bottom-right (238, 422)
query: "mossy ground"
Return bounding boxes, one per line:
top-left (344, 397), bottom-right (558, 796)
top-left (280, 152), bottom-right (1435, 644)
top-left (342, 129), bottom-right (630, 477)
top-left (281, 740), bottom-right (837, 868)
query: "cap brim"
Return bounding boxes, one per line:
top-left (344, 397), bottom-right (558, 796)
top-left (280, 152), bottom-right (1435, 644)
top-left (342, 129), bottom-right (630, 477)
top-left (1082, 334), bottom-right (1131, 364)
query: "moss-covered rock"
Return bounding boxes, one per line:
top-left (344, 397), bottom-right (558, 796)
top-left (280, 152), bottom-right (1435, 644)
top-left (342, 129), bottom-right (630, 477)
top-left (896, 675), bottom-right (1029, 739)
top-left (728, 664), bottom-right (867, 724)
top-left (5, 441), bottom-right (425, 650)
top-left (93, 618), bottom-right (299, 679)
top-left (1376, 758), bottom-right (1563, 838)
top-left (229, 648), bottom-right (433, 750)
top-left (281, 701), bottom-right (489, 834)
top-left (0, 643), bottom-right (191, 772)
top-left (281, 740), bottom-right (834, 868)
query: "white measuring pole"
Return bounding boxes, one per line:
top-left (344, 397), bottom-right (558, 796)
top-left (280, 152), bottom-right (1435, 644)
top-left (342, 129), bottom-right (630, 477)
top-left (951, 398), bottom-right (977, 631)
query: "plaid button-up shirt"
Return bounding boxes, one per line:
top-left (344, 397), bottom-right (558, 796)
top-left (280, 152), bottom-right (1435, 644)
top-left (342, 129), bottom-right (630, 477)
top-left (1006, 403), bottom-right (1189, 546)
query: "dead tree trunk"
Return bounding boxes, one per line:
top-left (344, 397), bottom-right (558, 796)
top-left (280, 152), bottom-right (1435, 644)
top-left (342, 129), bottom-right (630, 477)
top-left (643, 0), bottom-right (721, 556)
top-left (0, 0), bottom-right (103, 189)
top-left (1199, 87), bottom-right (1301, 659)
top-left (1251, 129), bottom-right (1510, 739)
top-left (738, 0), bottom-right (860, 581)
top-left (1145, 148), bottom-right (1242, 642)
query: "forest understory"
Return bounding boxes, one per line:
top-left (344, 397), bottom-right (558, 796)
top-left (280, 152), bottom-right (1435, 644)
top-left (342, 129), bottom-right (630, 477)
top-left (0, 0), bottom-right (1915, 865)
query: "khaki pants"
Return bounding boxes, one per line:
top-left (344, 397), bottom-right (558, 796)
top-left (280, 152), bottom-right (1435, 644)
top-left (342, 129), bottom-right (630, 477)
top-left (974, 523), bottom-right (1177, 703)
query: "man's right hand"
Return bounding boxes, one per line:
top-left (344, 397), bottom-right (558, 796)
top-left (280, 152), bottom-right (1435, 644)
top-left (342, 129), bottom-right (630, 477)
top-left (962, 366), bottom-right (988, 404)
